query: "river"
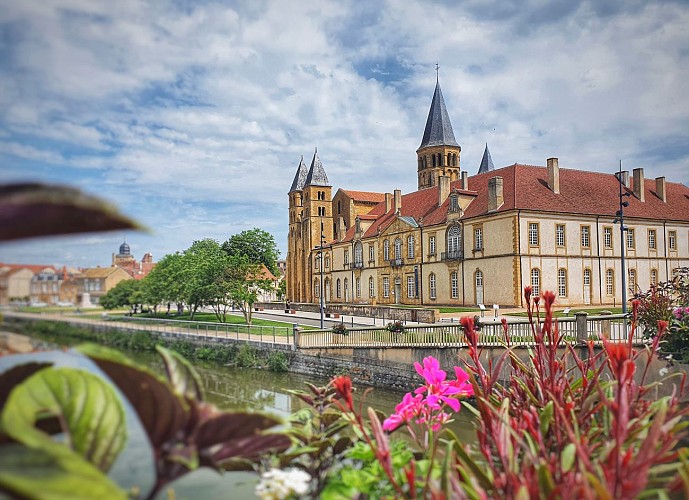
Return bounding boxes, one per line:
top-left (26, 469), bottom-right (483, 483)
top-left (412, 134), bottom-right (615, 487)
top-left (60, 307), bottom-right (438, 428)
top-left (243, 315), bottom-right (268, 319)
top-left (1, 347), bottom-right (477, 499)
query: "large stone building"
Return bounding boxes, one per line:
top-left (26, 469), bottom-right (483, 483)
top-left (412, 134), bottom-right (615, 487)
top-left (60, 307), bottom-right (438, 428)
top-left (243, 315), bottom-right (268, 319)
top-left (112, 240), bottom-right (155, 279)
top-left (287, 80), bottom-right (689, 308)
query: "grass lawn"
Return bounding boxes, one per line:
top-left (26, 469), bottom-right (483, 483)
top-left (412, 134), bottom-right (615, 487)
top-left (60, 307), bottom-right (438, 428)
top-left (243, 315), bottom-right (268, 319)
top-left (112, 310), bottom-right (312, 330)
top-left (506, 307), bottom-right (624, 318)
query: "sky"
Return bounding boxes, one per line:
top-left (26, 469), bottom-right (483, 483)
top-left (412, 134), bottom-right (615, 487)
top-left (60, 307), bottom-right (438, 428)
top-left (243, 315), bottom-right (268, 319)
top-left (1, 0), bottom-right (688, 269)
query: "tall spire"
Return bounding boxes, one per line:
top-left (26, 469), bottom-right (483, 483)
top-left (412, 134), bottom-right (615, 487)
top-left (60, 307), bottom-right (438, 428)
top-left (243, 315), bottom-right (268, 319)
top-left (478, 143), bottom-right (495, 174)
top-left (304, 148), bottom-right (330, 187)
top-left (418, 80), bottom-right (459, 150)
top-left (288, 155), bottom-right (308, 193)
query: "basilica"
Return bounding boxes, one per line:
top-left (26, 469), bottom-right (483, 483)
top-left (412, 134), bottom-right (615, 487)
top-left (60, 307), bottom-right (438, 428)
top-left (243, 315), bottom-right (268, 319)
top-left (287, 80), bottom-right (689, 308)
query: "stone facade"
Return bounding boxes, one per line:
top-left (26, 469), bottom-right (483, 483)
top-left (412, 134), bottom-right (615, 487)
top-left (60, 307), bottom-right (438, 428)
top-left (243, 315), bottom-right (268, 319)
top-left (287, 82), bottom-right (689, 308)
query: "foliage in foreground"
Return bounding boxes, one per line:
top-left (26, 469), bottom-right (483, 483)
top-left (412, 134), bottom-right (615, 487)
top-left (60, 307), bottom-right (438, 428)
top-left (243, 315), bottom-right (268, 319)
top-left (0, 345), bottom-right (290, 499)
top-left (261, 287), bottom-right (689, 499)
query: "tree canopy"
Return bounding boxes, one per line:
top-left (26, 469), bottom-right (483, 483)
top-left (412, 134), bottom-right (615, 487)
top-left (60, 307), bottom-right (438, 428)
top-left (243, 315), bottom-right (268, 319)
top-left (222, 229), bottom-right (280, 276)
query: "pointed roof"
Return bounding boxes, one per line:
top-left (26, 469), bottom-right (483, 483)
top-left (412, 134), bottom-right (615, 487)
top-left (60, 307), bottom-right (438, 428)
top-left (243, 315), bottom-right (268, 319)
top-left (289, 156), bottom-right (308, 193)
top-left (477, 144), bottom-right (495, 174)
top-left (304, 148), bottom-right (330, 187)
top-left (418, 81), bottom-right (459, 150)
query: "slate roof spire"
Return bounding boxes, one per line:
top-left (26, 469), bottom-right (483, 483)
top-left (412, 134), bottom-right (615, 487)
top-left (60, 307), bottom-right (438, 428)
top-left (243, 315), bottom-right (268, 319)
top-left (478, 143), bottom-right (495, 174)
top-left (418, 80), bottom-right (459, 150)
top-left (304, 147), bottom-right (330, 187)
top-left (289, 155), bottom-right (308, 193)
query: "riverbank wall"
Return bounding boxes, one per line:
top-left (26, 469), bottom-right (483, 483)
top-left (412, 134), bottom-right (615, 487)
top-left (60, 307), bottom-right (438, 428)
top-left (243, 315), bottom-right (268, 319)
top-left (3, 315), bottom-right (686, 397)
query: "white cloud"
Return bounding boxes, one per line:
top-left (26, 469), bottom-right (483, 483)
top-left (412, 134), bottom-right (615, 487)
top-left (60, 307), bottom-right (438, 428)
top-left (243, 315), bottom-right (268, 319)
top-left (1, 0), bottom-right (688, 267)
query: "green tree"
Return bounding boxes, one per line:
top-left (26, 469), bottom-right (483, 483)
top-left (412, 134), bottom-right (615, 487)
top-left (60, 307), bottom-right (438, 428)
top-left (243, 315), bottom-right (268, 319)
top-left (180, 239), bottom-right (229, 320)
top-left (100, 279), bottom-right (140, 312)
top-left (226, 254), bottom-right (272, 325)
top-left (222, 229), bottom-right (280, 276)
top-left (141, 253), bottom-right (185, 315)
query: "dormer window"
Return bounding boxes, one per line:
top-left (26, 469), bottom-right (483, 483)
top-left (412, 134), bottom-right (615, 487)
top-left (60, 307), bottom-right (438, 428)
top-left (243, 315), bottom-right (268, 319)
top-left (449, 192), bottom-right (459, 212)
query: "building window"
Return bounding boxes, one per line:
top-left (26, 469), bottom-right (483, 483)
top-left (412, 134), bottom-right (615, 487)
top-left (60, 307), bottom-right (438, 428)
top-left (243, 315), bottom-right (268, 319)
top-left (604, 227), bottom-right (612, 248)
top-left (383, 240), bottom-right (390, 261)
top-left (650, 268), bottom-right (658, 286)
top-left (394, 238), bottom-right (402, 260)
top-left (628, 269), bottom-right (637, 293)
top-left (475, 269), bottom-right (483, 291)
top-left (429, 273), bottom-right (437, 299)
top-left (407, 275), bottom-right (414, 298)
top-left (450, 271), bottom-right (459, 299)
top-left (531, 268), bottom-right (540, 297)
top-left (627, 228), bottom-right (635, 249)
top-left (669, 230), bottom-right (677, 250)
top-left (356, 277), bottom-right (361, 298)
top-left (314, 280), bottom-right (320, 298)
top-left (315, 255), bottom-right (320, 271)
top-left (558, 268), bottom-right (567, 297)
top-left (336, 279), bottom-right (341, 299)
top-left (429, 236), bottom-right (436, 255)
top-left (383, 277), bottom-right (390, 298)
top-left (606, 269), bottom-right (614, 296)
top-left (344, 249), bottom-right (349, 265)
top-left (528, 223), bottom-right (539, 246)
top-left (581, 226), bottom-right (590, 248)
top-left (369, 244), bottom-right (375, 262)
top-left (354, 241), bottom-right (363, 266)
top-left (584, 268), bottom-right (591, 287)
top-left (648, 229), bottom-right (657, 250)
top-left (325, 255), bottom-right (330, 269)
top-left (369, 277), bottom-right (375, 298)
top-left (474, 227), bottom-right (483, 251)
top-left (556, 224), bottom-right (565, 247)
top-left (449, 193), bottom-right (459, 212)
top-left (407, 235), bottom-right (415, 259)
top-left (447, 225), bottom-right (461, 255)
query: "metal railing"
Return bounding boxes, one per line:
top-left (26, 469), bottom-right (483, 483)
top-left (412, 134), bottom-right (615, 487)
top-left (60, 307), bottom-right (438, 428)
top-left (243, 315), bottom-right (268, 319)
top-left (441, 250), bottom-right (463, 260)
top-left (4, 311), bottom-right (293, 346)
top-left (297, 314), bottom-right (645, 349)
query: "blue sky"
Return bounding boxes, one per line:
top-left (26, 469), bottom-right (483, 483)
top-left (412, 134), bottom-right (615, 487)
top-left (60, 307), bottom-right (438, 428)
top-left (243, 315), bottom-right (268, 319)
top-left (2, 0), bottom-right (688, 268)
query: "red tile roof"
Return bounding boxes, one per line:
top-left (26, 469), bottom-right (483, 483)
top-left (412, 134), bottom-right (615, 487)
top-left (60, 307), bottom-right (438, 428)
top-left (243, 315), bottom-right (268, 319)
top-left (0, 263), bottom-right (56, 274)
top-left (340, 190), bottom-right (385, 203)
top-left (328, 164), bottom-right (689, 244)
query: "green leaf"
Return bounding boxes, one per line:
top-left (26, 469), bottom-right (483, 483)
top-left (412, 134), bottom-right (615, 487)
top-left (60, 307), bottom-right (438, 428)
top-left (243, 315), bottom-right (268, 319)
top-left (561, 443), bottom-right (576, 473)
top-left (540, 400), bottom-right (554, 436)
top-left (0, 362), bottom-right (51, 409)
top-left (156, 345), bottom-right (204, 401)
top-left (76, 343), bottom-right (188, 448)
top-left (0, 442), bottom-right (126, 499)
top-left (1, 367), bottom-right (126, 472)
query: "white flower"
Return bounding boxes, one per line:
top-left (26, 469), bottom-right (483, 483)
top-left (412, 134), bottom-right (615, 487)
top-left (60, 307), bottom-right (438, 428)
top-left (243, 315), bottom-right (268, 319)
top-left (255, 468), bottom-right (311, 499)
top-left (659, 367), bottom-right (669, 377)
top-left (666, 354), bottom-right (673, 360)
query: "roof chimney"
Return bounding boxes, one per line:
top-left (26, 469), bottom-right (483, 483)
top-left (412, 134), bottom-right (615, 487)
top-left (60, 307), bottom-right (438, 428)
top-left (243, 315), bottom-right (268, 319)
top-left (615, 170), bottom-right (630, 188)
top-left (546, 157), bottom-right (560, 194)
top-left (394, 189), bottom-right (402, 213)
top-left (385, 193), bottom-right (393, 213)
top-left (438, 175), bottom-right (450, 207)
top-left (632, 168), bottom-right (645, 202)
top-left (460, 171), bottom-right (468, 190)
top-left (655, 176), bottom-right (666, 203)
top-left (488, 176), bottom-right (504, 212)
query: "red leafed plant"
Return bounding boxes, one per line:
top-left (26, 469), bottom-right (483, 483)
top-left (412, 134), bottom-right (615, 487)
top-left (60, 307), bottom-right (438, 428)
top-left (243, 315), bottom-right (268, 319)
top-left (456, 288), bottom-right (689, 499)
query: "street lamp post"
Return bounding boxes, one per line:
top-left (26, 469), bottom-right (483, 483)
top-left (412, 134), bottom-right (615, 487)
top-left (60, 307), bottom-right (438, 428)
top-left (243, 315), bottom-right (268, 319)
top-left (613, 161), bottom-right (632, 314)
top-left (315, 220), bottom-right (326, 329)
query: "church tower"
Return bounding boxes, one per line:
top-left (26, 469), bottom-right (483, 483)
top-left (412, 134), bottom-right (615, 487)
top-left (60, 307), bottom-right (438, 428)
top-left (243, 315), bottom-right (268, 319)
top-left (286, 149), bottom-right (333, 303)
top-left (416, 77), bottom-right (461, 190)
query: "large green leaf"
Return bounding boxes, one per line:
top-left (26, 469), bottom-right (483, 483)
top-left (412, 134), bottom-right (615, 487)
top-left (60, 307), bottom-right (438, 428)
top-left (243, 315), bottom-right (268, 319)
top-left (0, 442), bottom-right (126, 499)
top-left (0, 362), bottom-right (51, 410)
top-left (1, 367), bottom-right (126, 472)
top-left (76, 343), bottom-right (189, 448)
top-left (156, 345), bottom-right (204, 401)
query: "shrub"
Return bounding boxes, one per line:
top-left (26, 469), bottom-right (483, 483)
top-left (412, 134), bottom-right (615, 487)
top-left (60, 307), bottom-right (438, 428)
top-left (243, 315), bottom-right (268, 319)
top-left (236, 343), bottom-right (258, 368)
top-left (266, 351), bottom-right (289, 372)
top-left (331, 323), bottom-right (348, 335)
top-left (386, 320), bottom-right (404, 333)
